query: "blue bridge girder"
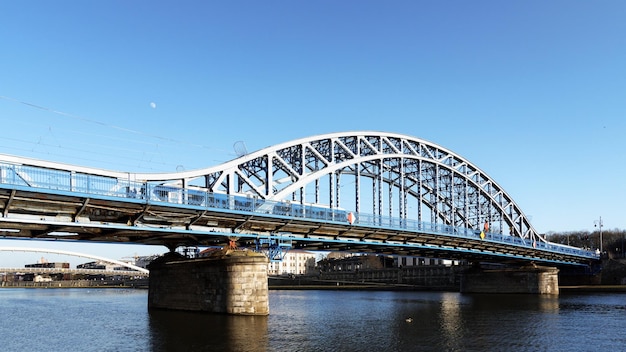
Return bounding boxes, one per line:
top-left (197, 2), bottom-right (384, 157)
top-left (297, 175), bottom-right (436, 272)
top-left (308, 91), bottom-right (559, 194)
top-left (0, 131), bottom-right (598, 267)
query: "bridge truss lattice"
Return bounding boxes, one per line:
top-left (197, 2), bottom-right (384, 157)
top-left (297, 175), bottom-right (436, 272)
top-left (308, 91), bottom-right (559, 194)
top-left (136, 132), bottom-right (543, 245)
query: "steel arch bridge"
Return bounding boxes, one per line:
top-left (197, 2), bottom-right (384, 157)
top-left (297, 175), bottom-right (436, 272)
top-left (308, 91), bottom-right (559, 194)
top-left (0, 131), bottom-right (597, 266)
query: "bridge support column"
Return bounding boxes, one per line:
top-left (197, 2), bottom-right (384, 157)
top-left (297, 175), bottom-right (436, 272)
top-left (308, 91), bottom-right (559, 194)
top-left (460, 265), bottom-right (559, 295)
top-left (148, 251), bottom-right (269, 315)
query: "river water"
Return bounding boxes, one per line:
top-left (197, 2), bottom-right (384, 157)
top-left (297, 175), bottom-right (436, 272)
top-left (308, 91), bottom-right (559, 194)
top-left (1, 288), bottom-right (624, 351)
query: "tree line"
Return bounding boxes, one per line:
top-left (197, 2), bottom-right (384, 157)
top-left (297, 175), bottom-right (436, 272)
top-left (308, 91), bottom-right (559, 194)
top-left (546, 229), bottom-right (626, 258)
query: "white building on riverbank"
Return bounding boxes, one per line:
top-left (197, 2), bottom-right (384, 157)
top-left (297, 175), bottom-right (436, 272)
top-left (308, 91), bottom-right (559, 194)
top-left (267, 250), bottom-right (316, 276)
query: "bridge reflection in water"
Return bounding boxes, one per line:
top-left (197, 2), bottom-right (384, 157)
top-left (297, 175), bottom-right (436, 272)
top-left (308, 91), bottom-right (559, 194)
top-left (3, 289), bottom-right (624, 351)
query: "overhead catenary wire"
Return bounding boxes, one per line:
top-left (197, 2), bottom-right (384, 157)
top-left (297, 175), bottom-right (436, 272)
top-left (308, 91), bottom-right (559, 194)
top-left (0, 95), bottom-right (213, 149)
top-left (0, 95), bottom-right (235, 171)
top-left (0, 135), bottom-right (173, 172)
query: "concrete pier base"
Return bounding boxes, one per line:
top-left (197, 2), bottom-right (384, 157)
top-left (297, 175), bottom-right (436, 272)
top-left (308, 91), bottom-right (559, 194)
top-left (148, 250), bottom-right (269, 315)
top-left (460, 265), bottom-right (559, 295)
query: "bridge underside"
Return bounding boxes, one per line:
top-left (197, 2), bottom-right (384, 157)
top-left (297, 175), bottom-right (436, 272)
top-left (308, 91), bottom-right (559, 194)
top-left (0, 187), bottom-right (592, 267)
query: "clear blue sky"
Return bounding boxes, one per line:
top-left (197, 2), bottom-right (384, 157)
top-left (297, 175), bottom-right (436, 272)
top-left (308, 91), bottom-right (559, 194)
top-left (1, 1), bottom-right (625, 266)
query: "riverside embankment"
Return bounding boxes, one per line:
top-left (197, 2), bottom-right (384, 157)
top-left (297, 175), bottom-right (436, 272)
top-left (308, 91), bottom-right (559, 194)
top-left (1, 278), bottom-right (148, 288)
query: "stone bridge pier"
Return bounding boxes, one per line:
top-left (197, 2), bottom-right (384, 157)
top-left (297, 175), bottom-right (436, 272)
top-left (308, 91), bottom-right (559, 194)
top-left (147, 250), bottom-right (269, 315)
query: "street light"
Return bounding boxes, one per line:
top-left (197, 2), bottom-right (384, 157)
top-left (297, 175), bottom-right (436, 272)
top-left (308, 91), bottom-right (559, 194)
top-left (594, 216), bottom-right (603, 255)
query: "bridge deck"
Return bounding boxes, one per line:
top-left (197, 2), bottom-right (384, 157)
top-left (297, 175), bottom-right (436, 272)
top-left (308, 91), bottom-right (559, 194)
top-left (0, 183), bottom-right (596, 267)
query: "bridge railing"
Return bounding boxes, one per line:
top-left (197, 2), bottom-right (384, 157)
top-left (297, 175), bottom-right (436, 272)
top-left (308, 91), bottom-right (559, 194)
top-left (355, 213), bottom-right (597, 259)
top-left (0, 163), bottom-right (124, 195)
top-left (0, 161), bottom-right (599, 260)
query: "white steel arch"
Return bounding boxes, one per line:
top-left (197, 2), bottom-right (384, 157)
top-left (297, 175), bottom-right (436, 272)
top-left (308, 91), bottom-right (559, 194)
top-left (0, 247), bottom-right (149, 274)
top-left (129, 131), bottom-right (542, 245)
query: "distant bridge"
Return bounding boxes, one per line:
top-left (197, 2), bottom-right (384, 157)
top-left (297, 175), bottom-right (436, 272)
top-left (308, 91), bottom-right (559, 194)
top-left (0, 247), bottom-right (149, 274)
top-left (0, 267), bottom-right (148, 277)
top-left (0, 132), bottom-right (598, 267)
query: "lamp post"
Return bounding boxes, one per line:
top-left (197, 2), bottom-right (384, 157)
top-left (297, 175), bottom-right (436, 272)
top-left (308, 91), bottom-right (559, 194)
top-left (594, 216), bottom-right (603, 255)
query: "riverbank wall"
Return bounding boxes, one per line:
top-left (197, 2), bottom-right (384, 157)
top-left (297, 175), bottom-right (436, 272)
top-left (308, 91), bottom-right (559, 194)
top-left (272, 265), bottom-right (464, 291)
top-left (1, 278), bottom-right (148, 288)
top-left (4, 277), bottom-right (626, 293)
